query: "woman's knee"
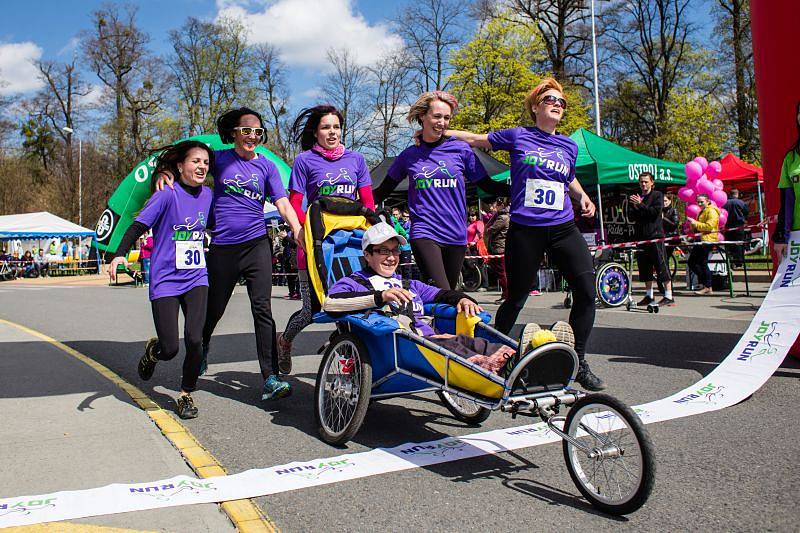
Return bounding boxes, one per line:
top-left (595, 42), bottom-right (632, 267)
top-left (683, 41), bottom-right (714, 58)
top-left (158, 339), bottom-right (180, 361)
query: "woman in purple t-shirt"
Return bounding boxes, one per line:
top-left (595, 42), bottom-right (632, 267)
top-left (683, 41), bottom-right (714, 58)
top-left (109, 141), bottom-right (214, 419)
top-left (276, 105), bottom-right (376, 373)
top-left (374, 91), bottom-right (507, 290)
top-left (158, 108), bottom-right (303, 402)
top-left (445, 78), bottom-right (604, 392)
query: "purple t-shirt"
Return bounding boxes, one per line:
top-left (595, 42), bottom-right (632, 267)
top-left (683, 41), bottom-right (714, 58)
top-left (136, 184), bottom-right (213, 301)
top-left (387, 138), bottom-right (488, 245)
top-left (488, 127), bottom-right (577, 226)
top-left (328, 269), bottom-right (441, 336)
top-left (210, 149), bottom-right (287, 245)
top-left (289, 149), bottom-right (371, 203)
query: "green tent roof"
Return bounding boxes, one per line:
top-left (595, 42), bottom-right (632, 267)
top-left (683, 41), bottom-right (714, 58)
top-left (570, 128), bottom-right (686, 186)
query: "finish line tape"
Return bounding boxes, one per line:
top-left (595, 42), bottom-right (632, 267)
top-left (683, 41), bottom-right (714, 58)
top-left (3, 234), bottom-right (800, 528)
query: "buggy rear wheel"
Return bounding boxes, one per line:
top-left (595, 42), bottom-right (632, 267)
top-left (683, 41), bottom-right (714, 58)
top-left (595, 263), bottom-right (630, 307)
top-left (459, 260), bottom-right (482, 292)
top-left (437, 390), bottom-right (490, 424)
top-left (314, 333), bottom-right (372, 445)
top-left (562, 394), bottom-right (655, 515)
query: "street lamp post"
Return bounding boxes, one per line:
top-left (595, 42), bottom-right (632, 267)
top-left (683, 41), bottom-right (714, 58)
top-left (61, 127), bottom-right (82, 227)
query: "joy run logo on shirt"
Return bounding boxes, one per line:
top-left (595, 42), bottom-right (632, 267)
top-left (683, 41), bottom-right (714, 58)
top-left (172, 212), bottom-right (206, 241)
top-left (523, 147), bottom-right (570, 176)
top-left (223, 173), bottom-right (264, 202)
top-left (319, 168), bottom-right (356, 196)
top-left (413, 161), bottom-right (458, 190)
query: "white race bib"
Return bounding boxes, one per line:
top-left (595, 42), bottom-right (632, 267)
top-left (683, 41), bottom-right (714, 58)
top-left (524, 179), bottom-right (565, 210)
top-left (175, 241), bottom-right (206, 270)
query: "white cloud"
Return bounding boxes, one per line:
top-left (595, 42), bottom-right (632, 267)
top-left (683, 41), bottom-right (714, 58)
top-left (78, 84), bottom-right (105, 107)
top-left (0, 41), bottom-right (44, 95)
top-left (216, 0), bottom-right (403, 68)
top-left (301, 87), bottom-right (323, 99)
top-left (57, 37), bottom-right (80, 57)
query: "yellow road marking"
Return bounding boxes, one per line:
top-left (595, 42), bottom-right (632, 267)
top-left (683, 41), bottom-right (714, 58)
top-left (0, 318), bottom-right (277, 533)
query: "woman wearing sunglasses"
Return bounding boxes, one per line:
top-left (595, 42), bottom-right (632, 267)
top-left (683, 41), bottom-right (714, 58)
top-left (445, 78), bottom-right (604, 392)
top-left (373, 91), bottom-right (507, 291)
top-left (276, 105), bottom-right (375, 374)
top-left (158, 107), bottom-right (303, 401)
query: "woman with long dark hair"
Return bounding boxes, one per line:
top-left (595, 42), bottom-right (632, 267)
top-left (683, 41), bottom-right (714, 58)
top-left (158, 108), bottom-right (303, 401)
top-left (773, 102), bottom-right (800, 259)
top-left (445, 78), bottom-right (605, 391)
top-left (110, 141), bottom-right (214, 418)
top-left (373, 91), bottom-right (506, 290)
top-left (275, 105), bottom-right (375, 373)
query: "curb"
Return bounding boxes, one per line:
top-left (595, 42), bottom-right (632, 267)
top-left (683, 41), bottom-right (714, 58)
top-left (0, 318), bottom-right (277, 533)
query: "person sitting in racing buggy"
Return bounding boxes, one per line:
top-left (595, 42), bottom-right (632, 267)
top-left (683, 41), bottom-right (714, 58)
top-left (323, 221), bottom-right (573, 374)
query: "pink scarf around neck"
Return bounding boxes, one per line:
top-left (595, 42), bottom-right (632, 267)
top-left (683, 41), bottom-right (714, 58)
top-left (312, 143), bottom-right (345, 161)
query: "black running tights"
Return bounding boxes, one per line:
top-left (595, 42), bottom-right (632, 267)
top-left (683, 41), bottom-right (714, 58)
top-left (410, 238), bottom-right (466, 290)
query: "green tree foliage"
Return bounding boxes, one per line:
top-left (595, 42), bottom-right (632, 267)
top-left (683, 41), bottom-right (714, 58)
top-left (660, 89), bottom-right (728, 163)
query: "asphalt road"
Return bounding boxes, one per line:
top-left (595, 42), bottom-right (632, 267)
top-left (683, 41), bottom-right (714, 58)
top-left (1, 281), bottom-right (798, 532)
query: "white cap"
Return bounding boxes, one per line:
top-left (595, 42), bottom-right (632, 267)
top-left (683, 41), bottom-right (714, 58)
top-left (362, 222), bottom-right (408, 251)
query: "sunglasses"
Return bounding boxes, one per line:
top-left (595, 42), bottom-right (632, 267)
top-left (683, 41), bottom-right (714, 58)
top-left (372, 247), bottom-right (401, 257)
top-left (233, 127), bottom-right (265, 137)
top-left (541, 95), bottom-right (567, 109)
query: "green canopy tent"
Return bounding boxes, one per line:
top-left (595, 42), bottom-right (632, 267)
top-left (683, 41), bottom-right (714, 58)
top-left (569, 128), bottom-right (686, 241)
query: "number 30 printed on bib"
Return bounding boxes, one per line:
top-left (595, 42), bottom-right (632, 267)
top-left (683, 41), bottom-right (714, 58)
top-left (524, 178), bottom-right (565, 210)
top-left (175, 241), bottom-right (206, 270)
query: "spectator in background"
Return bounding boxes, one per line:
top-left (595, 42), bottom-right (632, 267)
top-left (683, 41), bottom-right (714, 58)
top-left (140, 232), bottom-right (153, 285)
top-left (662, 194), bottom-right (679, 237)
top-left (61, 239), bottom-right (69, 259)
top-left (467, 206), bottom-right (489, 292)
top-left (485, 197), bottom-right (510, 304)
top-left (722, 188), bottom-right (749, 267)
top-left (282, 230), bottom-right (299, 299)
top-left (687, 193), bottom-right (720, 295)
top-left (35, 249), bottom-right (48, 277)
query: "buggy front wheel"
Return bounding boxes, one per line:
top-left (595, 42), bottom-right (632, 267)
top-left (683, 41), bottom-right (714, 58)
top-left (562, 394), bottom-right (655, 515)
top-left (314, 333), bottom-right (372, 445)
top-left (438, 390), bottom-right (490, 424)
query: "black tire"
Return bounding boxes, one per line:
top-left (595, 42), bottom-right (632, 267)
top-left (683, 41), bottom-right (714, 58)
top-left (314, 333), bottom-right (372, 445)
top-left (562, 393), bottom-right (655, 515)
top-left (437, 390), bottom-right (491, 424)
top-left (460, 261), bottom-right (482, 292)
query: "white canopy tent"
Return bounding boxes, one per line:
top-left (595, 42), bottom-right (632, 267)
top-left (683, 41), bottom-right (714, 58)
top-left (0, 211), bottom-right (95, 240)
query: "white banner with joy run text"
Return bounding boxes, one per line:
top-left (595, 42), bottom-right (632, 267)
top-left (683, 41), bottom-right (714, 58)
top-left (3, 234), bottom-right (800, 528)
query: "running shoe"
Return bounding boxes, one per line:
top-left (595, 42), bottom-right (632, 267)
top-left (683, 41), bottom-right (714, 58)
top-left (694, 287), bottom-right (713, 295)
top-left (658, 297), bottom-right (676, 306)
top-left (636, 295), bottom-right (654, 306)
top-left (199, 344), bottom-right (209, 376)
top-left (493, 297), bottom-right (506, 305)
top-left (138, 337), bottom-right (159, 381)
top-left (518, 322), bottom-right (542, 354)
top-left (262, 375), bottom-right (292, 401)
top-left (477, 287), bottom-right (488, 292)
top-left (575, 360), bottom-right (605, 391)
top-left (529, 290), bottom-right (542, 296)
top-left (550, 321), bottom-right (575, 348)
top-left (277, 333), bottom-right (292, 375)
top-left (176, 393), bottom-right (198, 419)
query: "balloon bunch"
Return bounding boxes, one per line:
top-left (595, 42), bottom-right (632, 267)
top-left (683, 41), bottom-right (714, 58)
top-left (678, 157), bottom-right (727, 240)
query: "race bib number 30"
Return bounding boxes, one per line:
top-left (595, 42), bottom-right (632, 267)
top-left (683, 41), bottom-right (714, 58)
top-left (524, 179), bottom-right (564, 210)
top-left (176, 241), bottom-right (206, 270)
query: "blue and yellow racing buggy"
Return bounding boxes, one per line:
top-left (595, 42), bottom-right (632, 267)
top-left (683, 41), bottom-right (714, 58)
top-left (304, 198), bottom-right (655, 515)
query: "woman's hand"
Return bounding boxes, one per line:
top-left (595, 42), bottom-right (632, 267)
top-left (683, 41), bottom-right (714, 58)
top-left (456, 298), bottom-right (482, 317)
top-left (293, 225), bottom-right (305, 251)
top-left (580, 194), bottom-right (596, 218)
top-left (382, 287), bottom-right (414, 304)
top-left (155, 171), bottom-right (175, 192)
top-left (773, 242), bottom-right (787, 259)
top-left (108, 257), bottom-right (129, 282)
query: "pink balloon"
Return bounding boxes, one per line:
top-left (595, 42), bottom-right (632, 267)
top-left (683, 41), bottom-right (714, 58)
top-left (685, 161), bottom-right (704, 181)
top-left (678, 187), bottom-right (695, 203)
top-left (706, 160), bottom-right (722, 179)
top-left (719, 207), bottom-right (728, 218)
top-left (717, 233), bottom-right (725, 241)
top-left (696, 178), bottom-right (715, 195)
top-left (718, 212), bottom-right (728, 228)
top-left (694, 156), bottom-right (709, 170)
top-left (711, 189), bottom-right (728, 206)
top-left (709, 199), bottom-right (718, 208)
top-left (712, 178), bottom-right (724, 190)
top-left (686, 203), bottom-right (702, 219)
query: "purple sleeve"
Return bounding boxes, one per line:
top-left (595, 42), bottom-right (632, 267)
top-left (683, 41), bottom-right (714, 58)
top-left (262, 160), bottom-right (288, 202)
top-left (328, 276), bottom-right (365, 295)
top-left (135, 189), bottom-right (170, 227)
top-left (386, 152), bottom-right (407, 183)
top-left (462, 145), bottom-right (489, 183)
top-left (355, 153), bottom-right (372, 188)
top-left (288, 154), bottom-right (307, 195)
top-left (410, 280), bottom-right (441, 304)
top-left (488, 128), bottom-right (518, 151)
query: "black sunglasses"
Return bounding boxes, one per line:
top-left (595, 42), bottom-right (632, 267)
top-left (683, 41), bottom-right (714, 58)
top-left (541, 95), bottom-right (567, 109)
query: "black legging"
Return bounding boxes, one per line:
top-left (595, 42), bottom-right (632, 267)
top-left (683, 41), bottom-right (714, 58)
top-left (203, 237), bottom-right (278, 379)
top-left (495, 221), bottom-right (595, 358)
top-left (688, 243), bottom-right (712, 287)
top-left (410, 238), bottom-right (466, 290)
top-left (151, 285), bottom-right (208, 392)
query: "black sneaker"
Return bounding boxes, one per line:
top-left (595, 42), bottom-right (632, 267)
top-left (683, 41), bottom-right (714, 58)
top-left (138, 338), bottom-right (159, 381)
top-left (658, 297), bottom-right (675, 306)
top-left (176, 393), bottom-right (198, 419)
top-left (637, 295), bottom-right (654, 306)
top-left (575, 360), bottom-right (606, 391)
